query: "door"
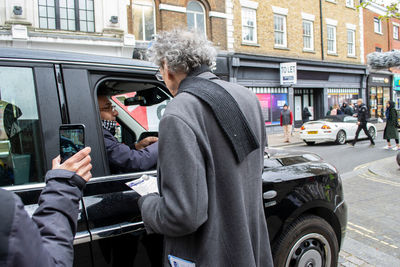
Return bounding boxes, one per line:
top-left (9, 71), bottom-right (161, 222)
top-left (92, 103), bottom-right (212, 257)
top-left (0, 64), bottom-right (92, 266)
top-left (62, 66), bottom-right (169, 266)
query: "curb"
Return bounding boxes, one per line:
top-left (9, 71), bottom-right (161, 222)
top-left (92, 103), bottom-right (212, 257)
top-left (367, 156), bottom-right (400, 179)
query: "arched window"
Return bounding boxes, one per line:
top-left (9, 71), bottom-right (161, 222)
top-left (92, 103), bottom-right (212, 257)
top-left (133, 0), bottom-right (155, 41)
top-left (187, 1), bottom-right (206, 35)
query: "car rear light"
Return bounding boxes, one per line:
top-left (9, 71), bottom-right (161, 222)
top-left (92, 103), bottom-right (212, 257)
top-left (321, 125), bottom-right (331, 129)
top-left (300, 126), bottom-right (305, 130)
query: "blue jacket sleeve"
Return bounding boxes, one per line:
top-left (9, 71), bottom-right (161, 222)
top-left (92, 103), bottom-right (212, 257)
top-left (5, 169), bottom-right (86, 267)
top-left (103, 129), bottom-right (158, 172)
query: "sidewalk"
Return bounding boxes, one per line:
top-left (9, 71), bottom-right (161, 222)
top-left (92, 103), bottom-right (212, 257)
top-left (268, 122), bottom-right (386, 148)
top-left (368, 155), bottom-right (400, 179)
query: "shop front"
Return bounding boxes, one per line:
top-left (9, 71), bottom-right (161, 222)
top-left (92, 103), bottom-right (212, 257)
top-left (367, 73), bottom-right (392, 119)
top-left (223, 54), bottom-right (367, 132)
top-left (393, 74), bottom-right (400, 110)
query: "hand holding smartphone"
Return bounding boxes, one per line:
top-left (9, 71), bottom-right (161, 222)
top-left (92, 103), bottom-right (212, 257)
top-left (60, 124), bottom-right (85, 163)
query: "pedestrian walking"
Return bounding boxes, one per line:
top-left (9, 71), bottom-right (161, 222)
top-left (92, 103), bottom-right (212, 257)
top-left (138, 29), bottom-right (273, 267)
top-left (350, 99), bottom-right (375, 147)
top-left (341, 102), bottom-right (353, 116)
top-left (280, 104), bottom-right (293, 142)
top-left (302, 107), bottom-right (312, 123)
top-left (383, 100), bottom-right (400, 150)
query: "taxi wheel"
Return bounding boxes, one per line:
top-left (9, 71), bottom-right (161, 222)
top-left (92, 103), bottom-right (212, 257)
top-left (335, 130), bottom-right (346, 145)
top-left (305, 141), bottom-right (316, 146)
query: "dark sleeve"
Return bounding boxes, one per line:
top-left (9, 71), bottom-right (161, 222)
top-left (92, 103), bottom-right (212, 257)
top-left (138, 115), bottom-right (208, 237)
top-left (280, 113), bottom-right (283, 126)
top-left (6, 169), bottom-right (86, 267)
top-left (104, 130), bottom-right (158, 172)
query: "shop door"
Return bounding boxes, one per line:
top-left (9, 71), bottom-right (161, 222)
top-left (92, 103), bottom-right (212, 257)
top-left (294, 89), bottom-right (317, 127)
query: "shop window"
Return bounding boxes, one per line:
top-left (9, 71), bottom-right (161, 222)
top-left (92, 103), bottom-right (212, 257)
top-left (133, 0), bottom-right (155, 41)
top-left (187, 1), bottom-right (206, 35)
top-left (303, 20), bottom-right (314, 51)
top-left (374, 17), bottom-right (382, 34)
top-left (375, 47), bottom-right (382, 52)
top-left (0, 67), bottom-right (45, 186)
top-left (393, 25), bottom-right (399, 40)
top-left (241, 8), bottom-right (257, 43)
top-left (38, 0), bottom-right (95, 32)
top-left (327, 88), bottom-right (359, 110)
top-left (327, 25), bottom-right (336, 54)
top-left (248, 87), bottom-right (288, 125)
top-left (347, 30), bottom-right (355, 57)
top-left (274, 14), bottom-right (287, 48)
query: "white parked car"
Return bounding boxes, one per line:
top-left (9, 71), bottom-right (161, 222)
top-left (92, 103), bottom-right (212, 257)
top-left (299, 115), bottom-right (377, 145)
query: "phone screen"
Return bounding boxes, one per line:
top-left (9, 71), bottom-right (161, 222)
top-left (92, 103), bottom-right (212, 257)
top-left (60, 125), bottom-right (85, 163)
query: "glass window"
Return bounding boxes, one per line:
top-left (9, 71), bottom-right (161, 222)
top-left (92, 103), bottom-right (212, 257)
top-left (347, 30), bottom-right (355, 57)
top-left (303, 20), bottom-right (314, 50)
top-left (346, 0), bottom-right (354, 8)
top-left (187, 1), bottom-right (206, 35)
top-left (241, 8), bottom-right (257, 43)
top-left (394, 25), bottom-right (399, 40)
top-left (274, 14), bottom-right (287, 47)
top-left (327, 25), bottom-right (336, 54)
top-left (38, 0), bottom-right (94, 32)
top-left (375, 47), bottom-right (382, 52)
top-left (374, 17), bottom-right (382, 34)
top-left (0, 67), bottom-right (45, 186)
top-left (133, 0), bottom-right (155, 41)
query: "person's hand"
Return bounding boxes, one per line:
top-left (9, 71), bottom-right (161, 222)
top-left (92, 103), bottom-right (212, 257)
top-left (357, 122), bottom-right (360, 125)
top-left (52, 147), bottom-right (92, 182)
top-left (135, 137), bottom-right (158, 150)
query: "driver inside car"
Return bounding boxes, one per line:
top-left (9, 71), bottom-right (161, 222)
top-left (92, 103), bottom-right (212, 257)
top-left (97, 91), bottom-right (158, 174)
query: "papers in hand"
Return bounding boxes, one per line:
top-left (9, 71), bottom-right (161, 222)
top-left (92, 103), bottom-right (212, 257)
top-left (126, 175), bottom-right (159, 196)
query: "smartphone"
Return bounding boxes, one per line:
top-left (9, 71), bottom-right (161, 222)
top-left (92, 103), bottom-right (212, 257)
top-left (60, 124), bottom-right (85, 163)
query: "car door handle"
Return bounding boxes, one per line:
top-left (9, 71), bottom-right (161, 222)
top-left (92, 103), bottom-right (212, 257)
top-left (91, 221), bottom-right (145, 241)
top-left (263, 190), bottom-right (277, 200)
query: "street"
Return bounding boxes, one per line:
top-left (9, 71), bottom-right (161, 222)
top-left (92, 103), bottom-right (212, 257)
top-left (278, 136), bottom-right (400, 267)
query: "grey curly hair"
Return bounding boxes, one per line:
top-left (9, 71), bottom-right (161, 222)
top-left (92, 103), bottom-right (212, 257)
top-left (147, 29), bottom-right (217, 73)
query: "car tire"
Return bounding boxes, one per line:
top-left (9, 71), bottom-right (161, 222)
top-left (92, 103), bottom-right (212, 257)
top-left (305, 141), bottom-right (316, 146)
top-left (335, 130), bottom-right (346, 145)
top-left (273, 215), bottom-right (339, 267)
top-left (368, 127), bottom-right (376, 140)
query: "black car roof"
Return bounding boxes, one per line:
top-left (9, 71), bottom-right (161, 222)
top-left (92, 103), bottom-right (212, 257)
top-left (0, 47), bottom-right (157, 70)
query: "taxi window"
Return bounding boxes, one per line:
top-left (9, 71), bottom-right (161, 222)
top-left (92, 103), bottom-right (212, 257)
top-left (0, 67), bottom-right (45, 186)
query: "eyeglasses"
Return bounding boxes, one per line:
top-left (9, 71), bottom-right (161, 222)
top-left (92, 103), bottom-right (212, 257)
top-left (155, 68), bottom-right (164, 82)
top-left (100, 105), bottom-right (116, 112)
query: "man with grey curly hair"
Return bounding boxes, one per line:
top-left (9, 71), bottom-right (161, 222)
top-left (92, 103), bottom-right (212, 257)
top-left (138, 29), bottom-right (273, 267)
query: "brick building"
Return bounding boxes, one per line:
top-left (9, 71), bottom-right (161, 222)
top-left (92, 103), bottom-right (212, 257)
top-left (225, 0), bottom-right (367, 129)
top-left (362, 1), bottom-right (400, 117)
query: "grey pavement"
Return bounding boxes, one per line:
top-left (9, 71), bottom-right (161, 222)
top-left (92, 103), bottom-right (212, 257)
top-left (269, 127), bottom-right (400, 267)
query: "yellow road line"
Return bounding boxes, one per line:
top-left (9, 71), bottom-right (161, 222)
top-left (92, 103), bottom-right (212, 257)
top-left (347, 226), bottom-right (399, 249)
top-left (348, 222), bottom-right (375, 234)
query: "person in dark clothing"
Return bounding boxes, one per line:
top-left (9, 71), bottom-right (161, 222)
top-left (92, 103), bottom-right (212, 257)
top-left (302, 107), bottom-right (312, 123)
top-left (139, 29), bottom-right (273, 267)
top-left (350, 99), bottom-right (375, 147)
top-left (97, 94), bottom-right (158, 173)
top-left (383, 100), bottom-right (399, 150)
top-left (341, 102), bottom-right (353, 116)
top-left (0, 147), bottom-right (92, 267)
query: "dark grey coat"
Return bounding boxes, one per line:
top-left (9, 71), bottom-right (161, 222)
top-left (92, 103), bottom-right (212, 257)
top-left (0, 169), bottom-right (86, 267)
top-left (384, 107), bottom-right (399, 140)
top-left (139, 72), bottom-right (273, 266)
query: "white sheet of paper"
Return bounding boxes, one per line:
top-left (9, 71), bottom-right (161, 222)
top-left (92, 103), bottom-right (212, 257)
top-left (126, 175), bottom-right (159, 196)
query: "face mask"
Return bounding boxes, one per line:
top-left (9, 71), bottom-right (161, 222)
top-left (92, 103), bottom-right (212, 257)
top-left (102, 120), bottom-right (117, 135)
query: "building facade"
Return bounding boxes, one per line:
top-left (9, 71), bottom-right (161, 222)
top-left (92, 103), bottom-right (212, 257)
top-left (226, 0), bottom-right (366, 130)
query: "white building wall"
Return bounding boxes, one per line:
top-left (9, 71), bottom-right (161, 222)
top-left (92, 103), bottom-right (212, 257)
top-left (0, 0), bottom-right (135, 58)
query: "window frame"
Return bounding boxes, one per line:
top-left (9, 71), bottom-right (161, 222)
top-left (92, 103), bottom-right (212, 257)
top-left (274, 14), bottom-right (287, 48)
top-left (374, 17), bottom-right (382, 34)
top-left (302, 20), bottom-right (314, 51)
top-left (345, 0), bottom-right (354, 8)
top-left (186, 1), bottom-right (207, 36)
top-left (393, 25), bottom-right (399, 40)
top-left (347, 29), bottom-right (356, 57)
top-left (38, 0), bottom-right (95, 32)
top-left (327, 25), bottom-right (337, 54)
top-left (241, 7), bottom-right (257, 44)
top-left (132, 0), bottom-right (156, 41)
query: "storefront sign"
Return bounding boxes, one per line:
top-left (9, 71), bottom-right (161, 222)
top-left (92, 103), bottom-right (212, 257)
top-left (371, 76), bottom-right (390, 84)
top-left (280, 62), bottom-right (297, 86)
top-left (393, 74), bottom-right (400, 91)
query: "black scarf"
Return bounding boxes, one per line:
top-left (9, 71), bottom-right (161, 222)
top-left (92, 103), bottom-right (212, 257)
top-left (102, 120), bottom-right (117, 135)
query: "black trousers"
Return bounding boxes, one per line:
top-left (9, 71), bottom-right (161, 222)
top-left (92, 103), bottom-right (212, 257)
top-left (352, 123), bottom-right (374, 145)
